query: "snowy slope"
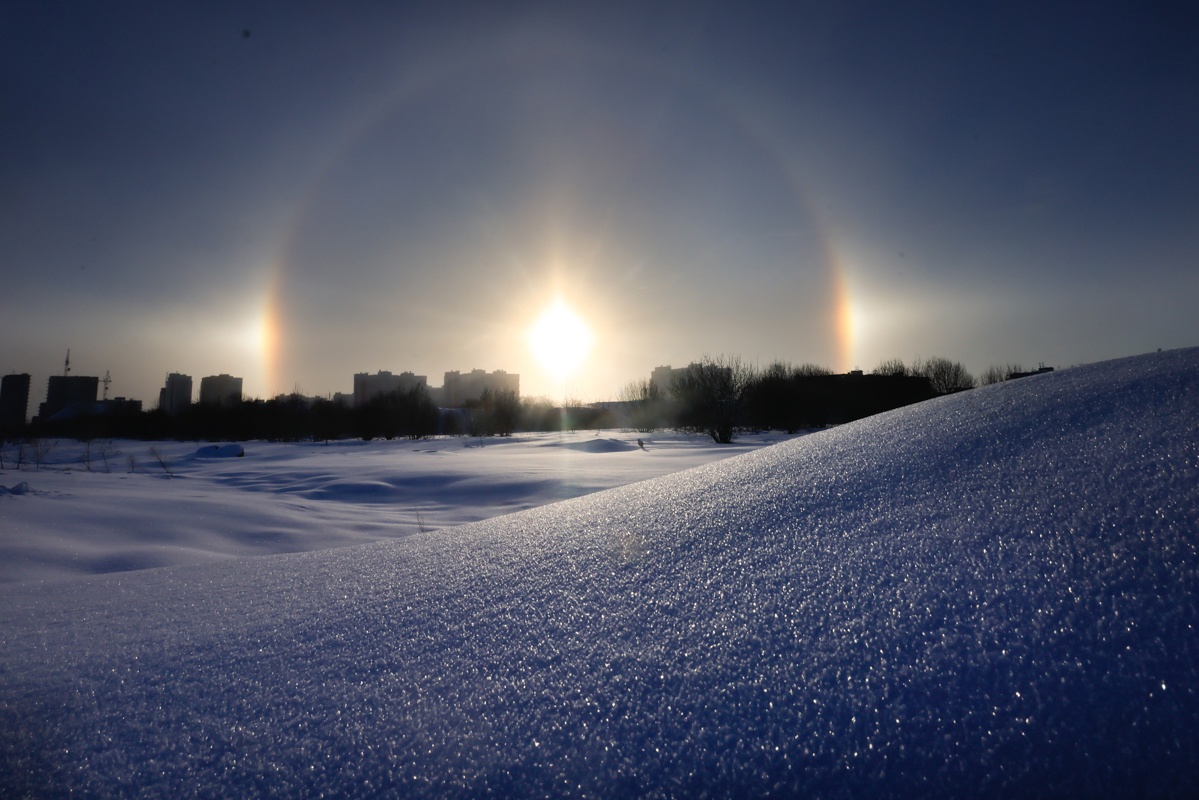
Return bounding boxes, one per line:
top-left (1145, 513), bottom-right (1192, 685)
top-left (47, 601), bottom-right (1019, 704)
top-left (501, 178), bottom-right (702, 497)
top-left (2, 348), bottom-right (1197, 798)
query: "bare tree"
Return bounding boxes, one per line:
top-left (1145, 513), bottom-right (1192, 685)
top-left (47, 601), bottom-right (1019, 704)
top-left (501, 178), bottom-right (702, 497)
top-left (471, 388), bottom-right (520, 436)
top-left (517, 396), bottom-right (557, 432)
top-left (618, 378), bottom-right (665, 433)
top-left (30, 437), bottom-right (55, 471)
top-left (671, 355), bottom-right (755, 444)
top-left (915, 357), bottom-right (976, 394)
top-left (559, 394), bottom-right (582, 432)
top-left (980, 363), bottom-right (1024, 386)
top-left (97, 440), bottom-right (118, 473)
top-left (496, 390), bottom-right (521, 436)
top-left (793, 362), bottom-right (833, 377)
top-left (149, 447), bottom-right (174, 478)
top-left (872, 358), bottom-right (911, 377)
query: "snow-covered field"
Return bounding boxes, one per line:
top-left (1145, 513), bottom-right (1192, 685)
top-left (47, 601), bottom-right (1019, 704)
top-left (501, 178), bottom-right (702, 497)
top-left (2, 348), bottom-right (1197, 798)
top-left (0, 430), bottom-right (796, 583)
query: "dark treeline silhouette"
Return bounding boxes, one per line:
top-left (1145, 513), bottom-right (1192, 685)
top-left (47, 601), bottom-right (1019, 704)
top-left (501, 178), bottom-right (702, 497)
top-left (9, 386), bottom-right (613, 444)
top-left (19, 391), bottom-right (422, 443)
top-left (747, 367), bottom-right (935, 434)
top-left (3, 354), bottom-right (1004, 447)
top-left (356, 385), bottom-right (439, 440)
top-left (25, 396), bottom-right (355, 443)
top-left (620, 355), bottom-right (977, 443)
top-left (874, 355), bottom-right (976, 395)
top-left (453, 388), bottom-right (521, 437)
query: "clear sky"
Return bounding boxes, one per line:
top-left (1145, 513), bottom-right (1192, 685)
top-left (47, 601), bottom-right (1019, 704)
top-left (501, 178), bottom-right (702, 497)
top-left (3, 1), bottom-right (1196, 410)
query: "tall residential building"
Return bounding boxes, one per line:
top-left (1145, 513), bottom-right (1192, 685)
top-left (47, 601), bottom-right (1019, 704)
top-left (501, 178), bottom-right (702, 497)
top-left (353, 371), bottom-right (427, 408)
top-left (441, 369), bottom-right (519, 408)
top-left (158, 373), bottom-right (193, 415)
top-left (39, 374), bottom-right (99, 420)
top-left (199, 374), bottom-right (243, 407)
top-left (1, 373), bottom-right (31, 432)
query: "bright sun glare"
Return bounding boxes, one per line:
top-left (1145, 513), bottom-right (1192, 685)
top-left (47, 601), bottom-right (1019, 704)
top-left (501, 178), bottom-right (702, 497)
top-left (527, 300), bottom-right (593, 379)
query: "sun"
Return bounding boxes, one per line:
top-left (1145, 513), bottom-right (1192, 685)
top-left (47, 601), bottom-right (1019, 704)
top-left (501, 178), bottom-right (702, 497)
top-left (527, 299), bottom-right (593, 379)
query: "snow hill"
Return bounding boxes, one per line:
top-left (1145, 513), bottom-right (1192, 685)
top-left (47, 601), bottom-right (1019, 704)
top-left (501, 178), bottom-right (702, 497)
top-left (2, 348), bottom-right (1197, 798)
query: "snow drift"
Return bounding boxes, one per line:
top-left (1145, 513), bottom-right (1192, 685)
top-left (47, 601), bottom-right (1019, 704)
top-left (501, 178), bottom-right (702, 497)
top-left (2, 348), bottom-right (1197, 798)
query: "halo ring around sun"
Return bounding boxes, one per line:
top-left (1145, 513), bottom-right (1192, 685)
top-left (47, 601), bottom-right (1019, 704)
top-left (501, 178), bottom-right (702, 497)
top-left (263, 48), bottom-right (858, 400)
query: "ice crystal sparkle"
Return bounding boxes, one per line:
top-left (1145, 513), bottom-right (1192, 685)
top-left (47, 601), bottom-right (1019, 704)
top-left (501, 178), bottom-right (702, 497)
top-left (1, 349), bottom-right (1198, 798)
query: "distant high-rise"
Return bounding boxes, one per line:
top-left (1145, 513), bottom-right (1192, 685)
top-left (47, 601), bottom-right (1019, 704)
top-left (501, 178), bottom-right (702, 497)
top-left (158, 373), bottom-right (193, 415)
top-left (353, 370), bottom-right (428, 408)
top-left (199, 374), bottom-right (243, 407)
top-left (39, 374), bottom-right (99, 420)
top-left (441, 369), bottom-right (519, 408)
top-left (1, 373), bottom-right (31, 432)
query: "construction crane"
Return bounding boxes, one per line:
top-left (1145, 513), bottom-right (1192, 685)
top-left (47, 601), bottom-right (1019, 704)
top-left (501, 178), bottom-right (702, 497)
top-left (64, 349), bottom-right (71, 376)
top-left (102, 370), bottom-right (112, 400)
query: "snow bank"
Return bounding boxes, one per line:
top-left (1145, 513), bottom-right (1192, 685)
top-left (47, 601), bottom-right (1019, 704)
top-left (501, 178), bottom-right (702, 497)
top-left (537, 436), bottom-right (640, 453)
top-left (194, 443), bottom-right (245, 458)
top-left (1, 348), bottom-right (1197, 798)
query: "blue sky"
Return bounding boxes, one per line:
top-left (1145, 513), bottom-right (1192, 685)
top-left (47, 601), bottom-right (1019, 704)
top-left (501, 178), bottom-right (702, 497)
top-left (3, 1), bottom-right (1196, 408)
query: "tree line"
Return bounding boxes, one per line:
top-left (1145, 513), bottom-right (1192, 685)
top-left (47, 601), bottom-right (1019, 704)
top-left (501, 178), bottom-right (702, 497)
top-left (3, 354), bottom-right (1030, 447)
top-left (620, 354), bottom-right (1005, 443)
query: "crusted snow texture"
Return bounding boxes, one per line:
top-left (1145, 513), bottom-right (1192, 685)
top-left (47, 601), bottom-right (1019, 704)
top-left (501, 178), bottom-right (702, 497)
top-left (2, 348), bottom-right (1198, 798)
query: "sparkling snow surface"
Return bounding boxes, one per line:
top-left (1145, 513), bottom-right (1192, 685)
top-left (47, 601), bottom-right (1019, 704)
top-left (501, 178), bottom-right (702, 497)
top-left (2, 349), bottom-right (1198, 798)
